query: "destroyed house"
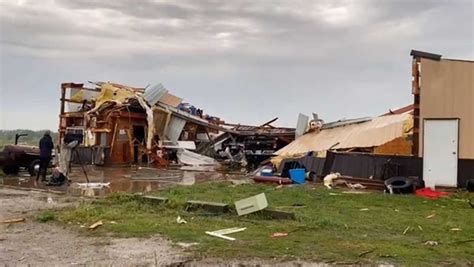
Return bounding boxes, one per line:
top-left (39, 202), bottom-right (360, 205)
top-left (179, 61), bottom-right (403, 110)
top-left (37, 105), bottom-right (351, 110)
top-left (58, 82), bottom-right (295, 167)
top-left (58, 82), bottom-right (231, 165)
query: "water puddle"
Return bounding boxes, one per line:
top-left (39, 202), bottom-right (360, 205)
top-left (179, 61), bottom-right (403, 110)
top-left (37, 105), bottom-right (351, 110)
top-left (1, 165), bottom-right (247, 197)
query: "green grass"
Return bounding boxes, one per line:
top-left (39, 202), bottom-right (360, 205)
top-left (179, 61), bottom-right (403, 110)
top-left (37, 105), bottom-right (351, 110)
top-left (37, 210), bottom-right (56, 222)
top-left (56, 182), bottom-right (474, 266)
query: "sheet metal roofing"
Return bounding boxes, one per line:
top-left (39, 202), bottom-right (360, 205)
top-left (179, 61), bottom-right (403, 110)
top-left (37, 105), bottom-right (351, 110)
top-left (275, 113), bottom-right (412, 156)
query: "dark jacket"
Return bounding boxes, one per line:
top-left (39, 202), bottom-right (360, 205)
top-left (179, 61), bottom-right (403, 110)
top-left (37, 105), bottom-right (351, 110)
top-left (39, 135), bottom-right (54, 159)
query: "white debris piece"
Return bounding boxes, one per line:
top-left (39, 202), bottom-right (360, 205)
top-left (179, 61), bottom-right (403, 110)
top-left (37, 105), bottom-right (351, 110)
top-left (323, 172), bottom-right (341, 189)
top-left (205, 227), bottom-right (247, 241)
top-left (76, 182), bottom-right (111, 189)
top-left (176, 216), bottom-right (187, 224)
top-left (177, 149), bottom-right (216, 166)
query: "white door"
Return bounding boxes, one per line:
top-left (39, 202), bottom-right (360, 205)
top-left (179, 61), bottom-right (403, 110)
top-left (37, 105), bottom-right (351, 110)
top-left (423, 119), bottom-right (459, 188)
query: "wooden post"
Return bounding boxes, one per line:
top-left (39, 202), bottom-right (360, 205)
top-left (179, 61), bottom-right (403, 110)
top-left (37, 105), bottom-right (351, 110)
top-left (412, 58), bottom-right (421, 156)
top-left (59, 84), bottom-right (67, 142)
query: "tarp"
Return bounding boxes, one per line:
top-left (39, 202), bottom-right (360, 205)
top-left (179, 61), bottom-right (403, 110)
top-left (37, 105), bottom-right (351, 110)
top-left (276, 113), bottom-right (413, 156)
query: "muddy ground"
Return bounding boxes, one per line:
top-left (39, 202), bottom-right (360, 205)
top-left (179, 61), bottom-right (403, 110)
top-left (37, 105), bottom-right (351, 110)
top-left (0, 187), bottom-right (330, 267)
top-left (0, 187), bottom-right (188, 266)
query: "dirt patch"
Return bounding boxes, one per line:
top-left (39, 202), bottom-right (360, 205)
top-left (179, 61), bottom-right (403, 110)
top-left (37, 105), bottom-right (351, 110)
top-left (0, 188), bottom-right (187, 266)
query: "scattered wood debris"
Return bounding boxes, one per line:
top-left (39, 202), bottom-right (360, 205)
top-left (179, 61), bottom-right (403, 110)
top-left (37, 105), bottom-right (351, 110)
top-left (424, 241), bottom-right (439, 246)
top-left (186, 200), bottom-right (229, 213)
top-left (176, 216), bottom-right (187, 224)
top-left (403, 226), bottom-right (411, 235)
top-left (359, 248), bottom-right (376, 257)
top-left (262, 209), bottom-right (296, 220)
top-left (271, 232), bottom-right (289, 238)
top-left (1, 218), bottom-right (25, 224)
top-left (177, 242), bottom-right (199, 248)
top-left (89, 220), bottom-right (103, 230)
top-left (205, 227), bottom-right (247, 241)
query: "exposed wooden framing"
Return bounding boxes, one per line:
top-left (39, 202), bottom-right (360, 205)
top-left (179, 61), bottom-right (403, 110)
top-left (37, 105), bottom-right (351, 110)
top-left (61, 82), bottom-right (84, 89)
top-left (118, 110), bottom-right (147, 120)
top-left (412, 57), bottom-right (421, 156)
top-left (60, 113), bottom-right (84, 118)
top-left (258, 117), bottom-right (278, 128)
top-left (59, 85), bottom-right (67, 141)
top-left (127, 129), bottom-right (134, 164)
top-left (109, 121), bottom-right (118, 156)
top-left (91, 128), bottom-right (111, 133)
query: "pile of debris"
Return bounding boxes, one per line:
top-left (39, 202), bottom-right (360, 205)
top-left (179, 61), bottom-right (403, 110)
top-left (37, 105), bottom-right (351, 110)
top-left (58, 82), bottom-right (295, 173)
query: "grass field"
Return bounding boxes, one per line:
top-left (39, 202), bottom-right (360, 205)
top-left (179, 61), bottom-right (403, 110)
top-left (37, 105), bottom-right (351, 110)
top-left (54, 182), bottom-right (474, 266)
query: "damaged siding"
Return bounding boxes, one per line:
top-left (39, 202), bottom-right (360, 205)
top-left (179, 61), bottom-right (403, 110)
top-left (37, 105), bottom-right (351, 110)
top-left (166, 116), bottom-right (187, 143)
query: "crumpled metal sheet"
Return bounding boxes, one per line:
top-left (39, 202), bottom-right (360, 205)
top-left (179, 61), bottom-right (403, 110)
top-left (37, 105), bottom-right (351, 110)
top-left (295, 113), bottom-right (309, 138)
top-left (177, 149), bottom-right (217, 166)
top-left (166, 116), bottom-right (186, 143)
top-left (276, 113), bottom-right (412, 156)
top-left (143, 83), bottom-right (168, 106)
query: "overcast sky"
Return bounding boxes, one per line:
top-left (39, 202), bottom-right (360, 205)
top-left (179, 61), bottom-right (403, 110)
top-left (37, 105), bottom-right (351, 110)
top-left (0, 0), bottom-right (473, 130)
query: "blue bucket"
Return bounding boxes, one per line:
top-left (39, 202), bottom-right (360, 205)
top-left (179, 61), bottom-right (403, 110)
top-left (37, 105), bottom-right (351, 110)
top-left (289, 168), bottom-right (306, 184)
top-left (261, 169), bottom-right (274, 177)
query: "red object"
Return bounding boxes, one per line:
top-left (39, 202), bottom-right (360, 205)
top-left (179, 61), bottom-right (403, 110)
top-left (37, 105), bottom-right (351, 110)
top-left (415, 188), bottom-right (452, 199)
top-left (253, 176), bottom-right (293, 185)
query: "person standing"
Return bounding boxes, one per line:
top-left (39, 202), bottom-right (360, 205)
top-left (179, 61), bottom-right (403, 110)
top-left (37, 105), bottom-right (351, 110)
top-left (36, 130), bottom-right (54, 182)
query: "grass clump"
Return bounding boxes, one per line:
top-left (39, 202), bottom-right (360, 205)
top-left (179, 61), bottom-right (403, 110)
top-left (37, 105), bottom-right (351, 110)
top-left (37, 210), bottom-right (56, 222)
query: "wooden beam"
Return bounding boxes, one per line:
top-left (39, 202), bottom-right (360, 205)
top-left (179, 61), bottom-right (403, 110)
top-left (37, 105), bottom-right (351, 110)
top-left (118, 110), bottom-right (147, 120)
top-left (61, 82), bottom-right (84, 89)
top-left (59, 85), bottom-right (67, 142)
top-left (60, 98), bottom-right (91, 104)
top-left (80, 87), bottom-right (101, 92)
top-left (60, 113), bottom-right (84, 118)
top-left (259, 117), bottom-right (278, 128)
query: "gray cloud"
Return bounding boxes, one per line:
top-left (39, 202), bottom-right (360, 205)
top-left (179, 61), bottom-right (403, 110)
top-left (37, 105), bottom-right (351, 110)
top-left (0, 0), bottom-right (472, 130)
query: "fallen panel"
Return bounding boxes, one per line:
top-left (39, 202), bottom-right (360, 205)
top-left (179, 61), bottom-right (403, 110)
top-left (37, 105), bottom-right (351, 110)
top-left (177, 149), bottom-right (217, 166)
top-left (160, 141), bottom-right (196, 150)
top-left (159, 93), bottom-right (183, 107)
top-left (186, 200), bottom-right (229, 213)
top-left (295, 113), bottom-right (309, 138)
top-left (262, 209), bottom-right (296, 220)
top-left (166, 116), bottom-right (186, 143)
top-left (142, 196), bottom-right (169, 205)
top-left (143, 83), bottom-right (168, 106)
top-left (234, 193), bottom-right (268, 216)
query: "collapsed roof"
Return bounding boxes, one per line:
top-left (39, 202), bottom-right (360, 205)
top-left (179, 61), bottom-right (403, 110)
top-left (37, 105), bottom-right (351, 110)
top-left (275, 109), bottom-right (413, 157)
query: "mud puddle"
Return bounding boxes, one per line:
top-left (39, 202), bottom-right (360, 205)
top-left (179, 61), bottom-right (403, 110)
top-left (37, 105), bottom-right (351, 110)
top-left (1, 165), bottom-right (248, 196)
